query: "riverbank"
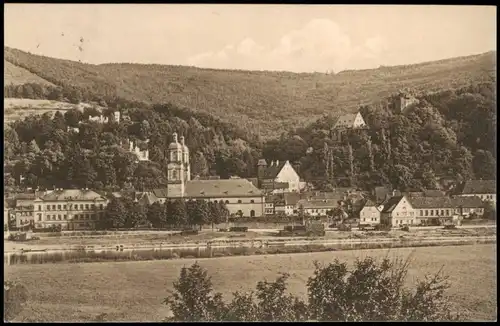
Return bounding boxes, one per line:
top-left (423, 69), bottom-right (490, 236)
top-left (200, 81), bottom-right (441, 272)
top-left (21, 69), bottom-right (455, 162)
top-left (5, 235), bottom-right (495, 265)
top-left (4, 244), bottom-right (496, 322)
top-left (4, 226), bottom-right (496, 253)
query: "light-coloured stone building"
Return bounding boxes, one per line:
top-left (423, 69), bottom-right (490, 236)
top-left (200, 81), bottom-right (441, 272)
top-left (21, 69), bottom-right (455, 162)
top-left (33, 189), bottom-right (109, 230)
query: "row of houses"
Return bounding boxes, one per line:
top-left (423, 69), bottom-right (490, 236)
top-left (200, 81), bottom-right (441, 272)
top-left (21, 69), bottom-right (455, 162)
top-left (263, 180), bottom-right (495, 227)
top-left (4, 176), bottom-right (494, 231)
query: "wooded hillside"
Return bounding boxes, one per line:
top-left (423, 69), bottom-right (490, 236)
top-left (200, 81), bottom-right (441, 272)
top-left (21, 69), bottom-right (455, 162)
top-left (4, 46), bottom-right (496, 138)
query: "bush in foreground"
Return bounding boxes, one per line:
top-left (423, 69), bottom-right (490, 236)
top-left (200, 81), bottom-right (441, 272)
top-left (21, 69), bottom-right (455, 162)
top-left (4, 281), bottom-right (28, 322)
top-left (163, 256), bottom-right (461, 322)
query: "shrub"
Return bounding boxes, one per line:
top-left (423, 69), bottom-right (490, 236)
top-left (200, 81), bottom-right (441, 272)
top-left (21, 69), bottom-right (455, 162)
top-left (164, 255), bottom-right (461, 322)
top-left (4, 281), bottom-right (28, 321)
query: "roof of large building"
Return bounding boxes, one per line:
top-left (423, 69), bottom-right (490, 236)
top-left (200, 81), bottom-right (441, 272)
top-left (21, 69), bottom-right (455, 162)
top-left (381, 196), bottom-right (405, 213)
top-left (39, 189), bottom-right (107, 201)
top-left (459, 180), bottom-right (496, 195)
top-left (185, 179), bottom-right (264, 198)
top-left (408, 197), bottom-right (455, 209)
top-left (451, 196), bottom-right (485, 208)
top-left (297, 199), bottom-right (338, 209)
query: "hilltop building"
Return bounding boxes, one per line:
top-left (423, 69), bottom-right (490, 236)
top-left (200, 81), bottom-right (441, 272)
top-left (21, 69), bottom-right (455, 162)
top-left (151, 133), bottom-right (265, 217)
top-left (120, 139), bottom-right (150, 162)
top-left (87, 111), bottom-right (121, 124)
top-left (394, 91), bottom-right (419, 113)
top-left (331, 111), bottom-right (368, 142)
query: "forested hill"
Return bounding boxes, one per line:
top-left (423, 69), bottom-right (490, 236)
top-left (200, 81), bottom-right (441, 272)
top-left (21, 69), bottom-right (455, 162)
top-left (4, 46), bottom-right (496, 138)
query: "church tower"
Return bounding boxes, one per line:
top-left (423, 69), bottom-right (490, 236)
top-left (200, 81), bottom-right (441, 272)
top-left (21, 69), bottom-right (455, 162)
top-left (167, 133), bottom-right (185, 197)
top-left (180, 135), bottom-right (191, 182)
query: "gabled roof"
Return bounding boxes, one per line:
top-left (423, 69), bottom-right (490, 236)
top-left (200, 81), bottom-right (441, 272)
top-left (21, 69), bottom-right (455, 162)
top-left (381, 196), bottom-right (405, 213)
top-left (363, 199), bottom-right (378, 208)
top-left (260, 161), bottom-right (287, 179)
top-left (137, 192), bottom-right (159, 205)
top-left (40, 189), bottom-right (107, 201)
top-left (185, 179), bottom-right (263, 198)
top-left (334, 113), bottom-right (357, 128)
top-left (459, 180), bottom-right (496, 195)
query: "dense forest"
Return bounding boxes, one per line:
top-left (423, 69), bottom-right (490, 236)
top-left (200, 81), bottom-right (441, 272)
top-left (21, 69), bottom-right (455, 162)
top-left (4, 46), bottom-right (496, 138)
top-left (261, 81), bottom-right (496, 191)
top-left (4, 95), bottom-right (263, 192)
top-left (3, 78), bottom-right (496, 193)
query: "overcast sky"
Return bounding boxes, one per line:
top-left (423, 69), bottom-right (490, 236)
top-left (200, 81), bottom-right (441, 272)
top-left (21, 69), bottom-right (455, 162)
top-left (4, 4), bottom-right (496, 73)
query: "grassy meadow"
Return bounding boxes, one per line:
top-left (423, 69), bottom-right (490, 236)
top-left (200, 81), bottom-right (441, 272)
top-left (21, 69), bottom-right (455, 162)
top-left (4, 244), bottom-right (497, 322)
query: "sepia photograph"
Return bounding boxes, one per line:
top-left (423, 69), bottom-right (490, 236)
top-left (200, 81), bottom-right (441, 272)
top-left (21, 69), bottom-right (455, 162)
top-left (3, 4), bottom-right (497, 322)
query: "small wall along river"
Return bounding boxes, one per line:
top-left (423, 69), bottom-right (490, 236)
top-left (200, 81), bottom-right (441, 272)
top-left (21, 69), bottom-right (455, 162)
top-left (4, 235), bottom-right (496, 265)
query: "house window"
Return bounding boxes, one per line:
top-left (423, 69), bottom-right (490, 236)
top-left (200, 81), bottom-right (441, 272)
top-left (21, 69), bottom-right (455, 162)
top-left (238, 200), bottom-right (242, 204)
top-left (38, 205), bottom-right (41, 211)
top-left (225, 200), bottom-right (229, 204)
top-left (250, 210), bottom-right (255, 217)
top-left (58, 215), bottom-right (61, 220)
top-left (47, 205), bottom-right (51, 211)
top-left (441, 210), bottom-right (444, 216)
top-left (420, 210), bottom-right (423, 216)
top-left (64, 215), bottom-right (67, 220)
top-left (80, 204), bottom-right (84, 210)
top-left (100, 204), bottom-right (104, 210)
top-left (91, 204), bottom-right (95, 209)
top-left (446, 209), bottom-right (449, 216)
top-left (52, 205), bottom-right (56, 210)
top-left (214, 200), bottom-right (218, 203)
top-left (85, 204), bottom-right (89, 210)
top-left (430, 210), bottom-right (434, 216)
top-left (38, 214), bottom-right (42, 221)
top-left (250, 200), bottom-right (255, 203)
top-left (63, 205), bottom-right (67, 210)
top-left (57, 205), bottom-right (61, 210)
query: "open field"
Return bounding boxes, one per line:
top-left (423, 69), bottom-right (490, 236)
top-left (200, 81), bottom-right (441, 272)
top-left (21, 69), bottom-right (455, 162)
top-left (4, 244), bottom-right (496, 322)
top-left (3, 98), bottom-right (107, 124)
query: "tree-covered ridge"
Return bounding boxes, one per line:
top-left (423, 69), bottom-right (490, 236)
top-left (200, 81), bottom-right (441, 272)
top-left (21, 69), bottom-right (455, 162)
top-left (262, 82), bottom-right (496, 191)
top-left (4, 79), bottom-right (495, 192)
top-left (4, 98), bottom-right (263, 192)
top-left (4, 46), bottom-right (496, 138)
